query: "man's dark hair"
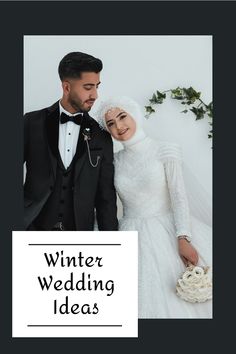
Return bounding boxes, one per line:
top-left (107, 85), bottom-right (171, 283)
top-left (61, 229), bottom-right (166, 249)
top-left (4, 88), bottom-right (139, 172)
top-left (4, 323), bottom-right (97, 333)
top-left (58, 52), bottom-right (103, 81)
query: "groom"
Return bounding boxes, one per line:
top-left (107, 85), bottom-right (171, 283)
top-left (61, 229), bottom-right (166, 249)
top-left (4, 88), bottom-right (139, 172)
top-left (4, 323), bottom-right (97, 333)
top-left (24, 52), bottom-right (118, 231)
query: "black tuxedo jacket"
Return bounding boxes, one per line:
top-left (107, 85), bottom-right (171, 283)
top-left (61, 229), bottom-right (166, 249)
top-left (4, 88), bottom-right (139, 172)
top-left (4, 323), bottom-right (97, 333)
top-left (24, 101), bottom-right (118, 231)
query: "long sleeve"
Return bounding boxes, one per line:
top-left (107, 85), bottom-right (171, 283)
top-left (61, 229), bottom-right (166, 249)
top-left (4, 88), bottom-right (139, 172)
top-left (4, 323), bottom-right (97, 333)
top-left (95, 132), bottom-right (118, 231)
top-left (159, 143), bottom-right (192, 238)
top-left (24, 113), bottom-right (30, 163)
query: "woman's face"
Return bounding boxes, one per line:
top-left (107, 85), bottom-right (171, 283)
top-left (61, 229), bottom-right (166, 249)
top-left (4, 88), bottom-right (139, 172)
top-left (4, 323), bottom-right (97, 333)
top-left (105, 107), bottom-right (136, 141)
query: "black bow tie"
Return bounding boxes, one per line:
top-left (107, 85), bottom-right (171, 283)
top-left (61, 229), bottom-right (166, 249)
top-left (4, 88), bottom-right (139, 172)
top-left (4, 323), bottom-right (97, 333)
top-left (60, 112), bottom-right (83, 125)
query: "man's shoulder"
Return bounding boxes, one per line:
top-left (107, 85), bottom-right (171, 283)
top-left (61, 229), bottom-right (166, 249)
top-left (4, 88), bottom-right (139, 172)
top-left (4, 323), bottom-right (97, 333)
top-left (87, 114), bottom-right (111, 139)
top-left (24, 101), bottom-right (59, 119)
top-left (24, 107), bottom-right (46, 119)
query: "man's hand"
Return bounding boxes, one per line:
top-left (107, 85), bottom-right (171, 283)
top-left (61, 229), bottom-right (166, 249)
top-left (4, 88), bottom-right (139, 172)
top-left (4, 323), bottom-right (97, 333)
top-left (178, 238), bottom-right (199, 266)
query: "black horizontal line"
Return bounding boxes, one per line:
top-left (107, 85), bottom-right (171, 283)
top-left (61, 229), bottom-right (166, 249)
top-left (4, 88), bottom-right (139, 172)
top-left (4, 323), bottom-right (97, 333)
top-left (28, 324), bottom-right (122, 327)
top-left (28, 244), bottom-right (121, 246)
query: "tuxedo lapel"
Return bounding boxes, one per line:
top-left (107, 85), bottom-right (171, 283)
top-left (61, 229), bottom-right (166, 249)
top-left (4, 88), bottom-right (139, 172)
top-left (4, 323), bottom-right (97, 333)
top-left (74, 112), bottom-right (92, 180)
top-left (74, 113), bottom-right (88, 160)
top-left (45, 101), bottom-right (60, 178)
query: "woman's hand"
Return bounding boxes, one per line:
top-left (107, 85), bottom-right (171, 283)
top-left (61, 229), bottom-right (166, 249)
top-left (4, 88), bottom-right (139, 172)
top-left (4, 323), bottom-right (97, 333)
top-left (178, 238), bottom-right (199, 266)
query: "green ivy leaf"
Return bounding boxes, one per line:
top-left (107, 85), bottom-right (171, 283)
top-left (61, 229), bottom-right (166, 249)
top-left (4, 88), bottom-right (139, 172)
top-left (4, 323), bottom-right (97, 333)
top-left (171, 87), bottom-right (184, 100)
top-left (207, 102), bottom-right (213, 110)
top-left (145, 106), bottom-right (155, 115)
top-left (156, 90), bottom-right (166, 99)
top-left (206, 102), bottom-right (213, 118)
top-left (190, 106), bottom-right (205, 120)
top-left (184, 87), bottom-right (201, 102)
top-left (149, 93), bottom-right (158, 104)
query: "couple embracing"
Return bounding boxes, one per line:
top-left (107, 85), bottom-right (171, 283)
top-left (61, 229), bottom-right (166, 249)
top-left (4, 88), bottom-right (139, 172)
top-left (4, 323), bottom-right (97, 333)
top-left (24, 51), bottom-right (212, 318)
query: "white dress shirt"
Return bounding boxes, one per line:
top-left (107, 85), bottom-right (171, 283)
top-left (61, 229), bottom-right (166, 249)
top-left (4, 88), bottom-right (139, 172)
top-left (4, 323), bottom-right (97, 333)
top-left (58, 102), bottom-right (82, 169)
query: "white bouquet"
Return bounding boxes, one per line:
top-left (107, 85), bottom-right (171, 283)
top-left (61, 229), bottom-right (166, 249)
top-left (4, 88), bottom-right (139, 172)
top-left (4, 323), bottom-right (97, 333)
top-left (176, 265), bottom-right (212, 303)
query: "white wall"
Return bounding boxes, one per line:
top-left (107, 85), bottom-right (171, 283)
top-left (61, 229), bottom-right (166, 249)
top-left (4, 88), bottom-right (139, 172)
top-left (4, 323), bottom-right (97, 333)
top-left (24, 35), bottom-right (212, 196)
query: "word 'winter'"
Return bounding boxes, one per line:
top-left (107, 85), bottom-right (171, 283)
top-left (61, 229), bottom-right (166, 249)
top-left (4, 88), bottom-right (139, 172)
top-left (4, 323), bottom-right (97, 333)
top-left (44, 250), bottom-right (103, 268)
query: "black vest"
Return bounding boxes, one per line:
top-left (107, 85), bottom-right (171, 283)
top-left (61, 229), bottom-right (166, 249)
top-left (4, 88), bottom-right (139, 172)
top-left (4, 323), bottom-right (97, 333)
top-left (34, 154), bottom-right (76, 230)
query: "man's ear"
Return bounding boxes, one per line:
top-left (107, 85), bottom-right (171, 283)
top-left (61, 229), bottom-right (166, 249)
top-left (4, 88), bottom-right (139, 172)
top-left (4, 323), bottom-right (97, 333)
top-left (62, 80), bottom-right (70, 96)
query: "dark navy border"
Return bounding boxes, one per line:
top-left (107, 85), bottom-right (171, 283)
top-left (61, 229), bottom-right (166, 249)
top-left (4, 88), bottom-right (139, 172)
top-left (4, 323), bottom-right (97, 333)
top-left (0, 1), bottom-right (233, 353)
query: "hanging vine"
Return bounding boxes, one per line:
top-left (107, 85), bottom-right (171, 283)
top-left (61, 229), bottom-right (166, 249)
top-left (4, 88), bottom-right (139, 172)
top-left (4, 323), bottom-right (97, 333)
top-left (145, 87), bottom-right (213, 139)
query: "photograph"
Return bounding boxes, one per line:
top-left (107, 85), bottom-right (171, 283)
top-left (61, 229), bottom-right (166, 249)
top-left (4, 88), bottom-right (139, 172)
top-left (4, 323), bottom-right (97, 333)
top-left (24, 35), bottom-right (213, 319)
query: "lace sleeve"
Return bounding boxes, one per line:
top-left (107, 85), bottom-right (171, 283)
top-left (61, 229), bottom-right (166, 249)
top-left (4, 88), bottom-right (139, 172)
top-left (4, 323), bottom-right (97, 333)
top-left (159, 142), bottom-right (192, 238)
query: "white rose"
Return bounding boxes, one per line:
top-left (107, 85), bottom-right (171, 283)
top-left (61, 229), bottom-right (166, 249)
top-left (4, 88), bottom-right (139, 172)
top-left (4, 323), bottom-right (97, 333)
top-left (176, 265), bottom-right (212, 303)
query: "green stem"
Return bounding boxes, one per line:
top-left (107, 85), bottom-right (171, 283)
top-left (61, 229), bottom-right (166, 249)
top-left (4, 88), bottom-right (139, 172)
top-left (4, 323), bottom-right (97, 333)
top-left (162, 89), bottom-right (171, 93)
top-left (198, 98), bottom-right (208, 108)
top-left (197, 101), bottom-right (202, 108)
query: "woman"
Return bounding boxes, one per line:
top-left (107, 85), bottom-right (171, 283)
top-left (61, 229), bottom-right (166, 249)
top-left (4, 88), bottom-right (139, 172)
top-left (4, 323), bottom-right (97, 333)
top-left (96, 96), bottom-right (212, 318)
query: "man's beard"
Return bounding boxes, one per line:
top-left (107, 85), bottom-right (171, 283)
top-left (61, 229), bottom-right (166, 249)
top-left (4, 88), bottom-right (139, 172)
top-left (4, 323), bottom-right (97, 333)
top-left (68, 95), bottom-right (90, 112)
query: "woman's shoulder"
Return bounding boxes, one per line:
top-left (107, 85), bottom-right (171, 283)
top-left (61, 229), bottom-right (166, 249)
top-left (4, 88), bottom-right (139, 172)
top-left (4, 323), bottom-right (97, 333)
top-left (157, 141), bottom-right (182, 162)
top-left (114, 149), bottom-right (124, 163)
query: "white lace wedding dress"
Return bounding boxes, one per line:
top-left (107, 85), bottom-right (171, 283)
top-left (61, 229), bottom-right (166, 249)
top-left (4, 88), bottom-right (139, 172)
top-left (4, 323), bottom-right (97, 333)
top-left (114, 136), bottom-right (212, 319)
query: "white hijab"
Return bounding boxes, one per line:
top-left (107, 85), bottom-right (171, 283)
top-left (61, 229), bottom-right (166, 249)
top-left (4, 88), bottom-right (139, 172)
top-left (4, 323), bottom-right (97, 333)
top-left (95, 96), bottom-right (147, 147)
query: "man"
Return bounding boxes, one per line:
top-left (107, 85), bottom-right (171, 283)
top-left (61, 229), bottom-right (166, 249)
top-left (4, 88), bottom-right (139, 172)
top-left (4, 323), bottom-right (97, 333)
top-left (24, 52), bottom-right (118, 231)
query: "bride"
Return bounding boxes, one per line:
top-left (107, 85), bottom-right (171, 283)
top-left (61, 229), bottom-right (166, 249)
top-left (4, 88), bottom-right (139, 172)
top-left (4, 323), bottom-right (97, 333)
top-left (96, 96), bottom-right (212, 319)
